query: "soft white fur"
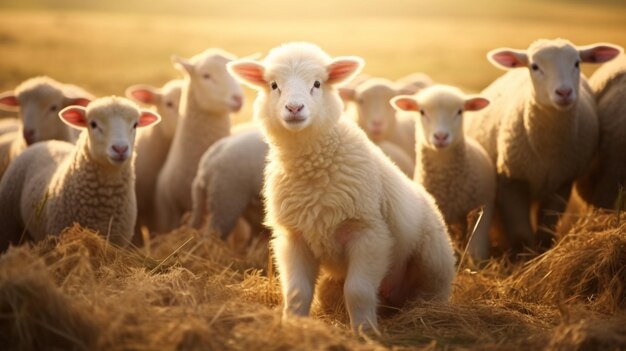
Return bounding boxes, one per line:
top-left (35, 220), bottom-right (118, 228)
top-left (0, 97), bottom-right (160, 250)
top-left (465, 38), bottom-right (622, 253)
top-left (155, 49), bottom-right (244, 232)
top-left (126, 79), bottom-right (183, 235)
top-left (228, 42), bottom-right (455, 332)
top-left (0, 118), bottom-right (19, 136)
top-left (392, 85), bottom-right (495, 260)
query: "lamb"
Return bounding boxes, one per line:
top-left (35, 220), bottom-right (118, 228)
top-left (0, 97), bottom-right (160, 251)
top-left (395, 72), bottom-right (433, 93)
top-left (465, 39), bottom-right (622, 254)
top-left (154, 49), bottom-right (244, 233)
top-left (125, 80), bottom-right (183, 234)
top-left (0, 77), bottom-right (92, 178)
top-left (392, 85), bottom-right (495, 260)
top-left (575, 54), bottom-right (626, 209)
top-left (227, 42), bottom-right (455, 332)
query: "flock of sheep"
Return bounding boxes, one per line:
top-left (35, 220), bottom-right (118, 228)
top-left (0, 38), bottom-right (624, 332)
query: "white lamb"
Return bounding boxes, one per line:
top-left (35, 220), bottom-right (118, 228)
top-left (576, 54), bottom-right (626, 209)
top-left (154, 49), bottom-right (244, 233)
top-left (0, 77), bottom-right (92, 178)
top-left (228, 42), bottom-right (455, 332)
top-left (0, 97), bottom-right (160, 251)
top-left (125, 80), bottom-right (183, 235)
top-left (392, 85), bottom-right (495, 260)
top-left (465, 39), bottom-right (622, 254)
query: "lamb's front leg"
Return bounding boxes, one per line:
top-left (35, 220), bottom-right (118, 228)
top-left (344, 225), bottom-right (391, 332)
top-left (272, 228), bottom-right (319, 318)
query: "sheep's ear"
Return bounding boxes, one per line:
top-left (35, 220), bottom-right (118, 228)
top-left (137, 110), bottom-right (161, 128)
top-left (227, 60), bottom-right (267, 89)
top-left (327, 56), bottom-right (365, 85)
top-left (125, 85), bottom-right (160, 105)
top-left (59, 106), bottom-right (88, 129)
top-left (390, 95), bottom-right (419, 112)
top-left (464, 96), bottom-right (490, 111)
top-left (0, 91), bottom-right (19, 112)
top-left (338, 87), bottom-right (356, 101)
top-left (172, 55), bottom-right (194, 74)
top-left (578, 43), bottom-right (623, 64)
top-left (65, 97), bottom-right (91, 107)
top-left (487, 48), bottom-right (529, 70)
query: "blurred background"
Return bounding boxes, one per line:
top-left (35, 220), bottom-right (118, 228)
top-left (0, 0), bottom-right (625, 123)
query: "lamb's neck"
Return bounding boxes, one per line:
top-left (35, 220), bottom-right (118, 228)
top-left (68, 135), bottom-right (134, 188)
top-left (418, 141), bottom-right (467, 172)
top-left (269, 126), bottom-right (341, 169)
top-left (524, 99), bottom-right (580, 154)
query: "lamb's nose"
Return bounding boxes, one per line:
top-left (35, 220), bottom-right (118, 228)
top-left (23, 128), bottom-right (35, 141)
top-left (285, 104), bottom-right (304, 113)
top-left (111, 144), bottom-right (129, 155)
top-left (555, 88), bottom-right (573, 98)
top-left (434, 132), bottom-right (449, 141)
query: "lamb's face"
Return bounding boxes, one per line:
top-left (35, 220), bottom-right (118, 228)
top-left (125, 80), bottom-right (182, 139)
top-left (174, 51), bottom-right (244, 115)
top-left (391, 86), bottom-right (489, 150)
top-left (59, 97), bottom-right (160, 168)
top-left (352, 82), bottom-right (399, 141)
top-left (488, 39), bottom-right (623, 111)
top-left (0, 79), bottom-right (91, 145)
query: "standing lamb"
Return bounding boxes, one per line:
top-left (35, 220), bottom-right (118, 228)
top-left (154, 49), bottom-right (244, 233)
top-left (0, 77), bottom-right (92, 178)
top-left (465, 39), bottom-right (622, 253)
top-left (392, 85), bottom-right (495, 260)
top-left (125, 80), bottom-right (183, 235)
top-left (576, 54), bottom-right (626, 209)
top-left (228, 42), bottom-right (455, 332)
top-left (0, 97), bottom-right (160, 251)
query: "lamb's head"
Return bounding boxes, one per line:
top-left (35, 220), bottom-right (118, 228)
top-left (488, 39), bottom-right (623, 111)
top-left (391, 85), bottom-right (489, 149)
top-left (227, 42), bottom-right (364, 135)
top-left (59, 97), bottom-right (160, 167)
top-left (340, 78), bottom-right (407, 141)
top-left (0, 77), bottom-right (91, 145)
top-left (173, 49), bottom-right (244, 114)
top-left (125, 79), bottom-right (182, 139)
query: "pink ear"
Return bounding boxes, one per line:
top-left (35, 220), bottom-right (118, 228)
top-left (488, 49), bottom-right (529, 70)
top-left (69, 97), bottom-right (91, 107)
top-left (338, 87), bottom-right (356, 101)
top-left (464, 97), bottom-right (490, 111)
top-left (137, 110), bottom-right (161, 128)
top-left (126, 85), bottom-right (158, 105)
top-left (227, 60), bottom-right (266, 89)
top-left (59, 106), bottom-right (88, 129)
top-left (390, 96), bottom-right (419, 112)
top-left (579, 44), bottom-right (623, 64)
top-left (327, 57), bottom-right (364, 85)
top-left (0, 92), bottom-right (19, 112)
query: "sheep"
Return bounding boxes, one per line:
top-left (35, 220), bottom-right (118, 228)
top-left (0, 77), bottom-right (92, 178)
top-left (125, 80), bottom-right (183, 235)
top-left (391, 85), bottom-right (495, 260)
top-left (575, 54), bottom-right (626, 209)
top-left (189, 128), bottom-right (268, 241)
top-left (340, 78), bottom-right (417, 160)
top-left (395, 72), bottom-right (434, 93)
top-left (227, 42), bottom-right (456, 332)
top-left (0, 97), bottom-right (160, 251)
top-left (465, 39), bottom-right (623, 254)
top-left (154, 49), bottom-right (244, 233)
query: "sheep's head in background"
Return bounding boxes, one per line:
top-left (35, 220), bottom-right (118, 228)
top-left (487, 39), bottom-right (622, 111)
top-left (59, 97), bottom-right (160, 167)
top-left (392, 85), bottom-right (489, 149)
top-left (0, 77), bottom-right (92, 145)
top-left (125, 79), bottom-right (182, 139)
top-left (227, 42), bottom-right (363, 135)
top-left (173, 49), bottom-right (244, 115)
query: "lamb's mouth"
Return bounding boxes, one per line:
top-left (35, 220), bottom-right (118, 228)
top-left (284, 114), bottom-right (307, 124)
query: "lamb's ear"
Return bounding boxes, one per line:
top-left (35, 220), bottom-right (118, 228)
top-left (227, 60), bottom-right (267, 90)
top-left (0, 91), bottom-right (19, 112)
top-left (59, 106), bottom-right (88, 129)
top-left (487, 48), bottom-right (529, 70)
top-left (172, 55), bottom-right (194, 74)
top-left (125, 85), bottom-right (160, 105)
top-left (137, 110), bottom-right (161, 128)
top-left (464, 96), bottom-right (490, 111)
top-left (327, 56), bottom-right (365, 85)
top-left (578, 43), bottom-right (623, 64)
top-left (338, 87), bottom-right (356, 101)
top-left (390, 95), bottom-right (419, 112)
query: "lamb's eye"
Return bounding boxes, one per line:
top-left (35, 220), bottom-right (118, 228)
top-left (574, 60), bottom-right (580, 69)
top-left (166, 101), bottom-right (174, 108)
top-left (313, 81), bottom-right (321, 89)
top-left (420, 109), bottom-right (426, 116)
top-left (89, 121), bottom-right (97, 129)
top-left (457, 109), bottom-right (463, 115)
top-left (202, 73), bottom-right (211, 80)
top-left (271, 82), bottom-right (278, 90)
top-left (531, 63), bottom-right (540, 71)
top-left (133, 122), bottom-right (138, 129)
top-left (49, 105), bottom-right (58, 112)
